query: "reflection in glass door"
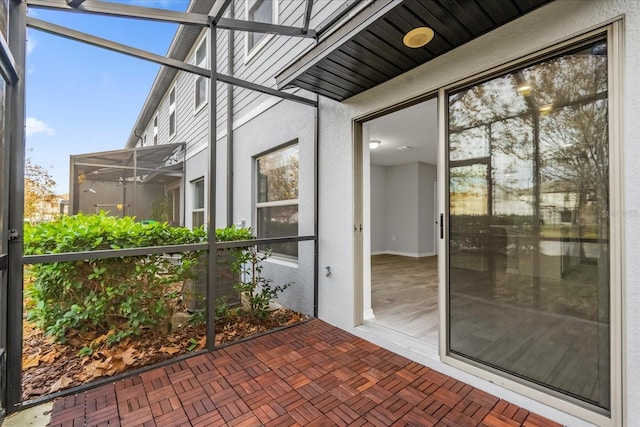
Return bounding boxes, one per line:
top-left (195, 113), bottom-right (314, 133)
top-left (447, 38), bottom-right (611, 412)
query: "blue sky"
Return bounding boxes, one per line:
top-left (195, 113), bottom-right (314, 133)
top-left (26, 0), bottom-right (190, 193)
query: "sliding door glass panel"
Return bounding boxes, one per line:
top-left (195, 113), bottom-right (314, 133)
top-left (447, 39), bottom-right (610, 411)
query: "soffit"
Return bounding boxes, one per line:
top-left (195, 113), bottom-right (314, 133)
top-left (276, 0), bottom-right (554, 101)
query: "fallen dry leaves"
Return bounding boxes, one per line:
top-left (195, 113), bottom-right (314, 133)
top-left (21, 308), bottom-right (306, 400)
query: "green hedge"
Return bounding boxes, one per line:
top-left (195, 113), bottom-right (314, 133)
top-left (24, 212), bottom-right (206, 345)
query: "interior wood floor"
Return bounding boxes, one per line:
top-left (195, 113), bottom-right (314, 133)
top-left (370, 254), bottom-right (438, 346)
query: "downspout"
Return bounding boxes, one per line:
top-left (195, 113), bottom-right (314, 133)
top-left (313, 93), bottom-right (319, 318)
top-left (226, 1), bottom-right (234, 227)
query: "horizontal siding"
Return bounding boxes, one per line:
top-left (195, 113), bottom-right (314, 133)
top-left (231, 0), bottom-right (345, 121)
top-left (137, 27), bottom-right (233, 158)
top-left (134, 0), bottom-right (344, 160)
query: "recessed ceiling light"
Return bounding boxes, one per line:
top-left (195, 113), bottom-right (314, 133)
top-left (403, 27), bottom-right (434, 48)
top-left (539, 104), bottom-right (553, 115)
top-left (396, 145), bottom-right (413, 151)
top-left (369, 140), bottom-right (381, 150)
top-left (516, 84), bottom-right (532, 96)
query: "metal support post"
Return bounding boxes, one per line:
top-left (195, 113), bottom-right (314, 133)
top-left (6, 0), bottom-right (26, 413)
top-left (206, 21), bottom-right (217, 352)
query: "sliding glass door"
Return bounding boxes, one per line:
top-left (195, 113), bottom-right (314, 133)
top-left (447, 37), bottom-right (611, 412)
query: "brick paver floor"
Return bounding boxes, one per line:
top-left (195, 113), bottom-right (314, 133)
top-left (47, 319), bottom-right (562, 426)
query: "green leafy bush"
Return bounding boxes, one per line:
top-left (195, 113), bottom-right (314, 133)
top-left (24, 212), bottom-right (206, 345)
top-left (214, 225), bottom-right (291, 321)
top-left (231, 247), bottom-right (291, 321)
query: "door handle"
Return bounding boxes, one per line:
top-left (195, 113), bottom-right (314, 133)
top-left (440, 214), bottom-right (444, 239)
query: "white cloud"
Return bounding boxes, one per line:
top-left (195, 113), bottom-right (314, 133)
top-left (26, 28), bottom-right (37, 55)
top-left (26, 117), bottom-right (55, 137)
top-left (26, 37), bottom-right (37, 55)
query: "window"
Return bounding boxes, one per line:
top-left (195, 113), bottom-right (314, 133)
top-left (168, 87), bottom-right (176, 138)
top-left (256, 144), bottom-right (298, 257)
top-left (192, 178), bottom-right (205, 228)
top-left (153, 116), bottom-right (158, 145)
top-left (142, 133), bottom-right (147, 147)
top-left (447, 38), bottom-right (611, 411)
top-left (246, 0), bottom-right (276, 54)
top-left (194, 39), bottom-right (207, 110)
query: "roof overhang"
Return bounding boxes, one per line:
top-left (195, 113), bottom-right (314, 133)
top-left (276, 0), bottom-right (554, 101)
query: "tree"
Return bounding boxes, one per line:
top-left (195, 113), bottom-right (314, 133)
top-left (25, 156), bottom-right (57, 224)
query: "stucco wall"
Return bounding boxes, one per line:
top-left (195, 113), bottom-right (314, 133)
top-left (316, 1), bottom-right (639, 425)
top-left (230, 98), bottom-right (316, 315)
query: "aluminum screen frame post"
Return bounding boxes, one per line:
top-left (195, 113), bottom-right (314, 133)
top-left (206, 21), bottom-right (217, 352)
top-left (6, 0), bottom-right (27, 414)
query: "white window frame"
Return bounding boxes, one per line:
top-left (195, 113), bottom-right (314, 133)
top-left (153, 115), bottom-right (158, 145)
top-left (168, 86), bottom-right (177, 139)
top-left (142, 133), bottom-right (147, 147)
top-left (192, 177), bottom-right (205, 229)
top-left (244, 0), bottom-right (278, 63)
top-left (194, 36), bottom-right (208, 114)
top-left (255, 142), bottom-right (299, 259)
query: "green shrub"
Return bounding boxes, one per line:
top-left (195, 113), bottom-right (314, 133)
top-left (231, 247), bottom-right (291, 321)
top-left (214, 225), bottom-right (291, 321)
top-left (215, 225), bottom-right (254, 242)
top-left (24, 212), bottom-right (206, 345)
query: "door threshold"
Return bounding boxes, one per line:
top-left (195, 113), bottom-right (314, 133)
top-left (357, 320), bottom-right (439, 360)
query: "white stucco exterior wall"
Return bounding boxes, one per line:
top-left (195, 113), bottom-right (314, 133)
top-left (316, 1), bottom-right (639, 425)
top-left (230, 98), bottom-right (317, 316)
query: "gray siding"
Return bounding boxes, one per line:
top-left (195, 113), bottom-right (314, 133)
top-left (134, 0), bottom-right (346, 162)
top-left (231, 0), bottom-right (345, 122)
top-left (137, 27), bottom-right (229, 160)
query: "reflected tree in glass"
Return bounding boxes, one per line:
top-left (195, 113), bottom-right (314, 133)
top-left (447, 40), bottom-right (610, 410)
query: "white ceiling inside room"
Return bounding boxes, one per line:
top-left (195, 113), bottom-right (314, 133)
top-left (365, 97), bottom-right (438, 167)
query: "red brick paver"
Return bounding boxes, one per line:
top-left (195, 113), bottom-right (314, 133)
top-left (47, 319), bottom-right (561, 427)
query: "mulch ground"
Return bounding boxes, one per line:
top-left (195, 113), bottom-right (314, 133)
top-left (21, 309), bottom-right (305, 401)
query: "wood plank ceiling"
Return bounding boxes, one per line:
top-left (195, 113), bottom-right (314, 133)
top-left (284, 0), bottom-right (554, 101)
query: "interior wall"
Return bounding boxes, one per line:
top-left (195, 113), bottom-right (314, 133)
top-left (370, 161), bottom-right (437, 257)
top-left (370, 163), bottom-right (387, 254)
top-left (386, 163), bottom-right (418, 255)
top-left (419, 163), bottom-right (437, 255)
